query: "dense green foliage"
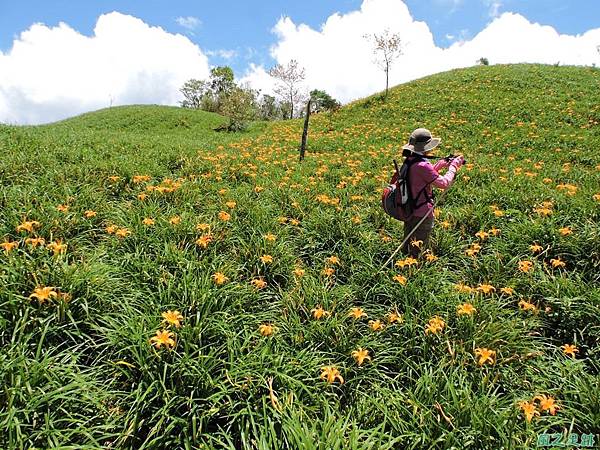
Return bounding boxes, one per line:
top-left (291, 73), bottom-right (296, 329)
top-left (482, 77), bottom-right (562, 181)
top-left (1, 64), bottom-right (599, 449)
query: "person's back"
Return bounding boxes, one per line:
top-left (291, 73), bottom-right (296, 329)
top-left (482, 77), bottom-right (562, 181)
top-left (398, 128), bottom-right (464, 256)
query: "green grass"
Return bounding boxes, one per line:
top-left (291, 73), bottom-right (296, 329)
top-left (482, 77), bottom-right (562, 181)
top-left (1, 64), bottom-right (599, 449)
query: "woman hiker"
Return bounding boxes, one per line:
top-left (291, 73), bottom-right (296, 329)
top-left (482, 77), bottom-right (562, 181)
top-left (396, 128), bottom-right (465, 257)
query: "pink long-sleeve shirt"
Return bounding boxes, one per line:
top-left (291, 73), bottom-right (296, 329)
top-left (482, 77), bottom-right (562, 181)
top-left (391, 157), bottom-right (457, 218)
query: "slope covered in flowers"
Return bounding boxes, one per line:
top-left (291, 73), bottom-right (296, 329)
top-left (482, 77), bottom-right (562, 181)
top-left (1, 64), bottom-right (599, 449)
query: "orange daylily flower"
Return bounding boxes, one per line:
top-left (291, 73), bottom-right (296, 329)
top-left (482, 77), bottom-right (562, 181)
top-left (457, 303), bottom-right (476, 316)
top-left (518, 401), bottom-right (539, 422)
top-left (259, 323), bottom-right (277, 336)
top-left (348, 307), bottom-right (367, 320)
top-left (150, 330), bottom-right (175, 349)
top-left (16, 220), bottom-right (41, 233)
top-left (1, 240), bottom-right (19, 253)
top-left (534, 394), bottom-right (560, 415)
top-left (351, 348), bottom-right (372, 366)
top-left (561, 344), bottom-right (578, 357)
top-left (474, 347), bottom-right (496, 366)
top-left (161, 310), bottom-right (184, 328)
top-left (251, 278), bottom-right (267, 289)
top-left (212, 272), bottom-right (229, 285)
top-left (29, 286), bottom-right (59, 304)
top-left (320, 366), bottom-right (344, 384)
top-left (425, 316), bottom-right (445, 335)
top-left (311, 305), bottom-right (331, 320)
top-left (47, 240), bottom-right (67, 255)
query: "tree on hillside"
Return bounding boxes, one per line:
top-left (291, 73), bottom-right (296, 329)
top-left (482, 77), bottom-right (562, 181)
top-left (180, 66), bottom-right (236, 113)
top-left (364, 29), bottom-right (404, 99)
top-left (477, 57), bottom-right (490, 66)
top-left (258, 94), bottom-right (281, 120)
top-left (309, 89), bottom-right (341, 113)
top-left (268, 60), bottom-right (307, 119)
top-left (218, 84), bottom-right (258, 132)
top-left (179, 79), bottom-right (211, 109)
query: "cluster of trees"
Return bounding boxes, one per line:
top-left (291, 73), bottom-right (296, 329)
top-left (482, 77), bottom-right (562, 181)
top-left (179, 63), bottom-right (340, 131)
top-left (179, 29), bottom-right (413, 132)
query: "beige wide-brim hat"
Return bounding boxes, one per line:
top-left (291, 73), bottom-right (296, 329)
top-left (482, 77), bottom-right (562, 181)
top-left (402, 128), bottom-right (441, 154)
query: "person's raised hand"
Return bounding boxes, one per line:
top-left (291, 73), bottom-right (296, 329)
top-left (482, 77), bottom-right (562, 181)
top-left (450, 155), bottom-right (465, 169)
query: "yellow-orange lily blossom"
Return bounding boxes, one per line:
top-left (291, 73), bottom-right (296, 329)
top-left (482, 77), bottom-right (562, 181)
top-left (489, 227), bottom-right (501, 236)
top-left (393, 274), bottom-right (407, 285)
top-left (558, 226), bottom-right (573, 236)
top-left (16, 220), bottom-right (41, 233)
top-left (326, 256), bottom-right (340, 265)
top-left (534, 394), bottom-right (560, 415)
top-left (251, 278), bottom-right (267, 289)
top-left (264, 233), bottom-right (276, 242)
top-left (322, 267), bottom-right (335, 277)
top-left (561, 344), bottom-right (578, 357)
top-left (212, 272), bottom-right (229, 285)
top-left (196, 235), bottom-right (212, 248)
top-left (259, 323), bottom-right (277, 336)
top-left (457, 303), bottom-right (476, 316)
top-left (320, 366), bottom-right (344, 384)
top-left (29, 286), bottom-right (58, 304)
top-left (84, 210), bottom-right (97, 218)
top-left (475, 231), bottom-right (489, 240)
top-left (351, 348), bottom-right (372, 366)
top-left (500, 287), bottom-right (515, 296)
top-left (518, 300), bottom-right (537, 312)
top-left (260, 255), bottom-right (273, 264)
top-left (369, 319), bottom-right (384, 332)
top-left (25, 237), bottom-right (46, 247)
top-left (1, 240), bottom-right (19, 253)
top-left (518, 260), bottom-right (534, 273)
top-left (424, 251), bottom-right (438, 262)
top-left (386, 310), bottom-right (403, 324)
top-left (47, 241), bottom-right (67, 255)
top-left (550, 258), bottom-right (566, 269)
top-left (293, 267), bottom-right (305, 277)
top-left (133, 175), bottom-right (151, 183)
top-left (225, 201), bottom-right (236, 209)
top-left (218, 211), bottom-right (231, 221)
top-left (196, 223), bottom-right (210, 232)
top-left (161, 310), bottom-right (183, 328)
top-left (142, 218), bottom-right (155, 226)
top-left (477, 283), bottom-right (496, 295)
top-left (530, 244), bottom-right (543, 253)
top-left (410, 239), bottom-right (423, 249)
top-left (474, 347), bottom-right (496, 366)
top-left (115, 228), bottom-right (131, 238)
top-left (311, 306), bottom-right (331, 320)
top-left (348, 307), bottom-right (367, 320)
top-left (169, 216), bottom-right (181, 225)
top-left (455, 283), bottom-right (474, 294)
top-left (150, 330), bottom-right (176, 349)
top-left (425, 316), bottom-right (445, 335)
top-left (518, 400), bottom-right (539, 422)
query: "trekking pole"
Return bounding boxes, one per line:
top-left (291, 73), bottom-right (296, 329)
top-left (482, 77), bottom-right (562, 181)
top-left (376, 185), bottom-right (453, 275)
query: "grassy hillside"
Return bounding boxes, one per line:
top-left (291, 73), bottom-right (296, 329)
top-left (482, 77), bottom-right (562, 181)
top-left (1, 64), bottom-right (599, 449)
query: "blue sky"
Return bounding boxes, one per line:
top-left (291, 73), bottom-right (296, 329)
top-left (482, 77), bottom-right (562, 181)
top-left (1, 0), bottom-right (598, 77)
top-left (1, 0), bottom-right (599, 124)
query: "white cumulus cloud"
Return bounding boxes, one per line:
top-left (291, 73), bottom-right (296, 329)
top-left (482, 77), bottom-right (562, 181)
top-left (241, 0), bottom-right (600, 104)
top-left (175, 16), bottom-right (202, 31)
top-left (0, 12), bottom-right (210, 124)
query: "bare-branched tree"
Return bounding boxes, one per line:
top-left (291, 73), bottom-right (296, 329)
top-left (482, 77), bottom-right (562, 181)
top-left (364, 29), bottom-right (404, 99)
top-left (268, 60), bottom-right (306, 119)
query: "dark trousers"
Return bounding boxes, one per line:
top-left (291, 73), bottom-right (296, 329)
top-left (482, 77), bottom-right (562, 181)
top-left (401, 214), bottom-right (434, 257)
